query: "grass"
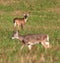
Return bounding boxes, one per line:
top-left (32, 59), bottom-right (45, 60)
top-left (0, 0), bottom-right (60, 63)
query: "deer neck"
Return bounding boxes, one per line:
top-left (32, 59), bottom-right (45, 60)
top-left (18, 35), bottom-right (24, 41)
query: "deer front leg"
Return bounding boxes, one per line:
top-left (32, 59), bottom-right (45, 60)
top-left (28, 45), bottom-right (32, 50)
top-left (21, 24), bottom-right (24, 30)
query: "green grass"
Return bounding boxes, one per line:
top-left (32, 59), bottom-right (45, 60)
top-left (0, 0), bottom-right (60, 63)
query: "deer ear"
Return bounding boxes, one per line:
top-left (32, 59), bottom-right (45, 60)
top-left (23, 14), bottom-right (25, 16)
top-left (27, 14), bottom-right (29, 16)
top-left (23, 14), bottom-right (26, 16)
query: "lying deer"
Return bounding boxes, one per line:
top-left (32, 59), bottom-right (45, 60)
top-left (12, 31), bottom-right (50, 50)
top-left (13, 14), bottom-right (29, 30)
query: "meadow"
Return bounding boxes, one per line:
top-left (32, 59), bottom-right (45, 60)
top-left (0, 0), bottom-right (60, 63)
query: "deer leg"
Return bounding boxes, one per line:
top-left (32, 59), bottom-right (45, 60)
top-left (13, 22), bottom-right (17, 30)
top-left (14, 22), bottom-right (16, 27)
top-left (17, 25), bottom-right (20, 31)
top-left (41, 42), bottom-right (50, 49)
top-left (21, 24), bottom-right (24, 30)
top-left (28, 45), bottom-right (32, 50)
top-left (20, 45), bottom-right (25, 50)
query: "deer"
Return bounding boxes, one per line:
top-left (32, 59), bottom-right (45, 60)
top-left (13, 14), bottom-right (29, 30)
top-left (12, 31), bottom-right (50, 50)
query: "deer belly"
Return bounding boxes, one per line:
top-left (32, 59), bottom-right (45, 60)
top-left (27, 42), bottom-right (39, 45)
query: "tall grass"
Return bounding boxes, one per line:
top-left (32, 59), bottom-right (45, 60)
top-left (0, 0), bottom-right (60, 63)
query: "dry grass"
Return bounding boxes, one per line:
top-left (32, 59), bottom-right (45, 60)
top-left (45, 8), bottom-right (60, 14)
top-left (0, 0), bottom-right (20, 6)
top-left (0, 0), bottom-right (60, 63)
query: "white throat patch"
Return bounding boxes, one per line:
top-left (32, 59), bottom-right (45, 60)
top-left (25, 18), bottom-right (28, 22)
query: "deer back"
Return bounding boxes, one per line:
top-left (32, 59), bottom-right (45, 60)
top-left (22, 34), bottom-right (48, 44)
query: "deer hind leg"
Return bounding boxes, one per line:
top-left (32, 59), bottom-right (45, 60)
top-left (41, 42), bottom-right (50, 49)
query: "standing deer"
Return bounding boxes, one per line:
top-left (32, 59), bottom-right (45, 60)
top-left (13, 14), bottom-right (29, 30)
top-left (12, 31), bottom-right (50, 50)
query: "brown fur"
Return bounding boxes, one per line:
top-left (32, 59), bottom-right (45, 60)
top-left (13, 14), bottom-right (29, 30)
top-left (12, 31), bottom-right (50, 50)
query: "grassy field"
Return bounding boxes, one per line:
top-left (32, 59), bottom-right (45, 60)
top-left (0, 0), bottom-right (60, 63)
